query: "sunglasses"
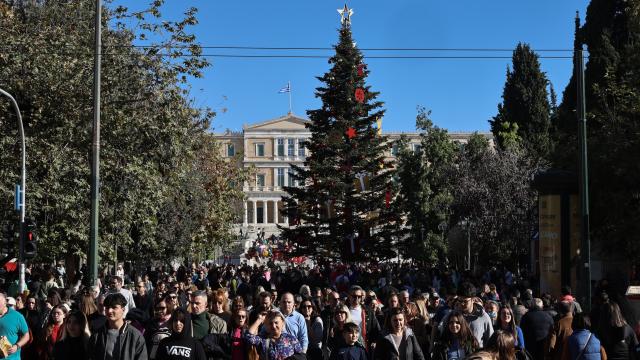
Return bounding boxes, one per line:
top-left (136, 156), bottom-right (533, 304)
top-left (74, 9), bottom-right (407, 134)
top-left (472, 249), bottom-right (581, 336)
top-left (448, 321), bottom-right (461, 325)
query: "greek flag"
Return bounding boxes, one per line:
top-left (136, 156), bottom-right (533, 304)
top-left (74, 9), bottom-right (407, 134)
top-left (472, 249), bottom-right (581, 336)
top-left (278, 83), bottom-right (291, 93)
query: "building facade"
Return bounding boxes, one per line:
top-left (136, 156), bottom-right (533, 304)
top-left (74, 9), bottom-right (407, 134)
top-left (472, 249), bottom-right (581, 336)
top-left (214, 113), bottom-right (491, 251)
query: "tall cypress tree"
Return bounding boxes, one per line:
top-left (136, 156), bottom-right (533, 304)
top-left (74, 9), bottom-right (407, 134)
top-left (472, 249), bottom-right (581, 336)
top-left (280, 11), bottom-right (399, 262)
top-left (490, 43), bottom-right (552, 161)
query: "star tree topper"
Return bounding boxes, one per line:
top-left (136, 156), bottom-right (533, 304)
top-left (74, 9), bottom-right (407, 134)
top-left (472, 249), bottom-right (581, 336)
top-left (337, 4), bottom-right (353, 26)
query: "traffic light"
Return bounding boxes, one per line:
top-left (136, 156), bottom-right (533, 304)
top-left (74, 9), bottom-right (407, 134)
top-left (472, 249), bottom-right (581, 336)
top-left (1, 222), bottom-right (17, 257)
top-left (23, 218), bottom-right (37, 259)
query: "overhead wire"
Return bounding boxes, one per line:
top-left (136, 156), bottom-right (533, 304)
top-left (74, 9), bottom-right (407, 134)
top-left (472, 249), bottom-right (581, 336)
top-left (0, 44), bottom-right (584, 59)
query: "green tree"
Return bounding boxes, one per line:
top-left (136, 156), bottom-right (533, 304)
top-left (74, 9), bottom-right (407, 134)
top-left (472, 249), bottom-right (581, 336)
top-left (280, 18), bottom-right (398, 262)
top-left (490, 43), bottom-right (552, 161)
top-left (553, 1), bottom-right (640, 260)
top-left (395, 108), bottom-right (457, 263)
top-left (0, 1), bottom-right (246, 267)
top-left (450, 134), bottom-right (539, 268)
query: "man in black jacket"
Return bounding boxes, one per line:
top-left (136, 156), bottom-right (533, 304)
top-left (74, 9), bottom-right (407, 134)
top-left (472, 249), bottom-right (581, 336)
top-left (520, 297), bottom-right (554, 360)
top-left (90, 293), bottom-right (148, 360)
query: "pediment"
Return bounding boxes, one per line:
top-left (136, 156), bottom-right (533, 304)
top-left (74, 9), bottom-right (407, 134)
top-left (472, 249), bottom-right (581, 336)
top-left (244, 114), bottom-right (310, 131)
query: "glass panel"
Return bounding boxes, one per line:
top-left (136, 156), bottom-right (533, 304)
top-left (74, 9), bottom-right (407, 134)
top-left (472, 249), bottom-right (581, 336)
top-left (277, 138), bottom-right (284, 156)
top-left (227, 144), bottom-right (235, 156)
top-left (256, 174), bottom-right (265, 187)
top-left (288, 138), bottom-right (295, 156)
top-left (277, 168), bottom-right (285, 187)
top-left (256, 144), bottom-right (265, 157)
top-left (298, 139), bottom-right (305, 157)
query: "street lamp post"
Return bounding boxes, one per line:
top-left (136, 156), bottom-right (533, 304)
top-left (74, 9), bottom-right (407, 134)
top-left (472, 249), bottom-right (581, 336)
top-left (88, 0), bottom-right (102, 286)
top-left (0, 88), bottom-right (27, 292)
top-left (577, 44), bottom-right (591, 310)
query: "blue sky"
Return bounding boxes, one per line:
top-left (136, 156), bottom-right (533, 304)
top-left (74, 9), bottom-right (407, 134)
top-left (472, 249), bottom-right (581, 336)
top-left (118, 1), bottom-right (591, 132)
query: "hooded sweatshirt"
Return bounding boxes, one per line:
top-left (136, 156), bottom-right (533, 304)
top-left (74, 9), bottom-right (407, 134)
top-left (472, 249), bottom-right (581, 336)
top-left (440, 304), bottom-right (494, 348)
top-left (156, 310), bottom-right (207, 360)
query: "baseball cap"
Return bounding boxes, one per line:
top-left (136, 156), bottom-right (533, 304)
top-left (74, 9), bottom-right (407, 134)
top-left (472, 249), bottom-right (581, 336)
top-left (6, 297), bottom-right (16, 306)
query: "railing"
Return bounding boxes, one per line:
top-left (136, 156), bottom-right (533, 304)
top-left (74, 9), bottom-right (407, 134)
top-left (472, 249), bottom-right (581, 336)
top-left (244, 186), bottom-right (285, 192)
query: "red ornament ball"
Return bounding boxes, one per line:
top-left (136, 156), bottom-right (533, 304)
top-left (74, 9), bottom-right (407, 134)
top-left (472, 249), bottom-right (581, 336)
top-left (355, 88), bottom-right (365, 103)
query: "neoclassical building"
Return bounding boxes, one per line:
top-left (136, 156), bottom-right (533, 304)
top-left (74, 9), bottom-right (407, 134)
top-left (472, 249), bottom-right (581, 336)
top-left (214, 113), bottom-right (491, 247)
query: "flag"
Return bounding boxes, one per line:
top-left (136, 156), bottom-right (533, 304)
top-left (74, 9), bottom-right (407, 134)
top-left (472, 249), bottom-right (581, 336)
top-left (278, 83), bottom-right (290, 93)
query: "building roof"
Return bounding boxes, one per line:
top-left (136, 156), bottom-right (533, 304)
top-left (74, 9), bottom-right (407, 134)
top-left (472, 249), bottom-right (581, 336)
top-left (243, 113), bottom-right (310, 131)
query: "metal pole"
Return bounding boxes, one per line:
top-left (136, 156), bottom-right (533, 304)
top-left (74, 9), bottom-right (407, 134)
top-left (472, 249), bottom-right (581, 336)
top-left (0, 88), bottom-right (26, 292)
top-left (577, 46), bottom-right (591, 311)
top-left (467, 221), bottom-right (471, 271)
top-left (288, 81), bottom-right (292, 114)
top-left (88, 0), bottom-right (102, 286)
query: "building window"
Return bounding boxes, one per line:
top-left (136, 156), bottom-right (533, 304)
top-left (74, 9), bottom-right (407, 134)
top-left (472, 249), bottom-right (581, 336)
top-left (413, 143), bottom-right (421, 153)
top-left (288, 138), bottom-right (295, 156)
top-left (298, 139), bottom-right (305, 157)
top-left (255, 143), bottom-right (265, 157)
top-left (227, 143), bottom-right (235, 157)
top-left (277, 168), bottom-right (285, 187)
top-left (287, 169), bottom-right (296, 187)
top-left (256, 174), bottom-right (265, 187)
top-left (277, 138), bottom-right (285, 156)
top-left (391, 144), bottom-right (398, 156)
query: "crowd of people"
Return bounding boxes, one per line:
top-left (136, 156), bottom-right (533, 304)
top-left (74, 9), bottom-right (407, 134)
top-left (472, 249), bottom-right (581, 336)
top-left (0, 261), bottom-right (637, 360)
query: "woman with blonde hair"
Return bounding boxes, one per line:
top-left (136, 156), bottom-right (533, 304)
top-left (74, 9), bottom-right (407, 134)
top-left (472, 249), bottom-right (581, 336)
top-left (405, 301), bottom-right (431, 356)
top-left (78, 289), bottom-right (105, 333)
top-left (52, 310), bottom-right (90, 360)
top-left (327, 304), bottom-right (363, 353)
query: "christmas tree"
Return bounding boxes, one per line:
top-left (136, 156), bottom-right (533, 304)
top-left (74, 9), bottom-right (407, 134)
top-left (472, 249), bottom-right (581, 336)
top-left (280, 6), bottom-right (401, 262)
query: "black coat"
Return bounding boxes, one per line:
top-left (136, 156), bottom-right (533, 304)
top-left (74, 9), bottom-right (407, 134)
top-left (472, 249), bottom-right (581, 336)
top-left (374, 329), bottom-right (425, 360)
top-left (52, 336), bottom-right (89, 360)
top-left (89, 321), bottom-right (148, 360)
top-left (520, 308), bottom-right (554, 360)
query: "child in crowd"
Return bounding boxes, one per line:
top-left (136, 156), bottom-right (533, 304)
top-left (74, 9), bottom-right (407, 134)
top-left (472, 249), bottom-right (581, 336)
top-left (330, 322), bottom-right (368, 360)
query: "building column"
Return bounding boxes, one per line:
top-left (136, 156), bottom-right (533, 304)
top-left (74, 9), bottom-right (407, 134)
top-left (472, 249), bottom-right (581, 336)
top-left (274, 200), bottom-right (279, 224)
top-left (252, 200), bottom-right (257, 224)
top-left (243, 201), bottom-right (248, 225)
top-left (262, 201), bottom-right (268, 224)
